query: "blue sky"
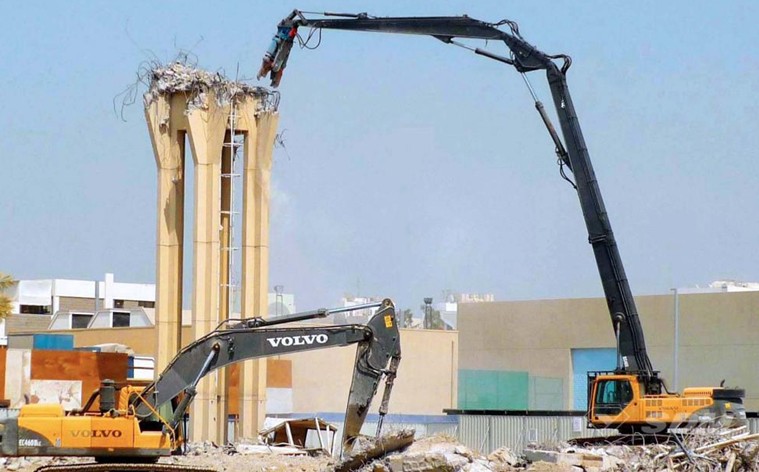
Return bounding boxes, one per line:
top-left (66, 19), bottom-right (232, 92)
top-left (1, 1), bottom-right (758, 313)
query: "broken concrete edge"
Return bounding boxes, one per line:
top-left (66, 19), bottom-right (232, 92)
top-left (524, 449), bottom-right (625, 472)
top-left (142, 61), bottom-right (279, 112)
top-left (335, 429), bottom-right (416, 472)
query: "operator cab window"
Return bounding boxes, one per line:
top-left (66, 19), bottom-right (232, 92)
top-left (594, 379), bottom-right (633, 415)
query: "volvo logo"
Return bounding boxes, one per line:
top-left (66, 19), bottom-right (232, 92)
top-left (266, 334), bottom-right (328, 347)
top-left (71, 430), bottom-right (123, 438)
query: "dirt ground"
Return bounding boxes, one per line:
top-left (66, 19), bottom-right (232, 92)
top-left (0, 446), bottom-right (334, 472)
top-left (0, 452), bottom-right (333, 472)
top-left (5, 427), bottom-right (757, 471)
top-left (0, 434), bottom-right (523, 472)
top-left (0, 433), bottom-right (704, 472)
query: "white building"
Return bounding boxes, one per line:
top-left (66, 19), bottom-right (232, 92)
top-left (3, 273), bottom-right (154, 316)
top-left (707, 280), bottom-right (759, 292)
top-left (670, 280), bottom-right (759, 295)
top-left (326, 295), bottom-right (382, 325)
top-left (1, 273), bottom-right (297, 330)
top-left (434, 292), bottom-right (496, 330)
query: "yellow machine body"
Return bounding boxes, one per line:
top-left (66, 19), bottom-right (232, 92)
top-left (2, 387), bottom-right (173, 459)
top-left (588, 373), bottom-right (746, 431)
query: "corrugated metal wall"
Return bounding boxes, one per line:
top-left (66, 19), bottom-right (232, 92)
top-left (457, 414), bottom-right (759, 455)
top-left (457, 415), bottom-right (616, 455)
top-left (332, 420), bottom-right (458, 443)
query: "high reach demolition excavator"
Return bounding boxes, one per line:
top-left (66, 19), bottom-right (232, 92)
top-left (258, 11), bottom-right (746, 433)
top-left (0, 299), bottom-right (401, 472)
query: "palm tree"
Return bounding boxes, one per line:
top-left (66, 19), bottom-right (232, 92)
top-left (0, 272), bottom-right (16, 318)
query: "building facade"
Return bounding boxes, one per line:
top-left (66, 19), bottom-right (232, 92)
top-left (2, 273), bottom-right (154, 316)
top-left (458, 289), bottom-right (759, 411)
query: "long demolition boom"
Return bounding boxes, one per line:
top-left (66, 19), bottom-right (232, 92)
top-left (259, 11), bottom-right (654, 377)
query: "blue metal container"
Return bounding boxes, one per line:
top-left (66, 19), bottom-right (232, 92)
top-left (31, 334), bottom-right (74, 351)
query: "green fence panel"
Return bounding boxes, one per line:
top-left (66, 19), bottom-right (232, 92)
top-left (529, 376), bottom-right (564, 410)
top-left (458, 369), bottom-right (528, 409)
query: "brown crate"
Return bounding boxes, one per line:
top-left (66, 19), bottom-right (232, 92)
top-left (30, 350), bottom-right (128, 410)
top-left (267, 359), bottom-right (292, 389)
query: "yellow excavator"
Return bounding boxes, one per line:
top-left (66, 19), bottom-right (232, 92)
top-left (258, 10), bottom-right (746, 434)
top-left (0, 299), bottom-right (401, 472)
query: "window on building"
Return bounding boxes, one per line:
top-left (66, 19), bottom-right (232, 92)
top-left (114, 300), bottom-right (125, 309)
top-left (72, 313), bottom-right (93, 329)
top-left (138, 300), bottom-right (155, 308)
top-left (113, 311), bottom-right (130, 328)
top-left (20, 305), bottom-right (51, 315)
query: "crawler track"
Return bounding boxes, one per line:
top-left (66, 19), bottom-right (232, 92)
top-left (568, 433), bottom-right (674, 447)
top-left (35, 462), bottom-right (218, 472)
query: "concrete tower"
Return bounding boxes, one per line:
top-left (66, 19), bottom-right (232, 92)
top-left (144, 64), bottom-right (279, 442)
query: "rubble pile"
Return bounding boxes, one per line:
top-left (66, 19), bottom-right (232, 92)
top-left (143, 61), bottom-right (278, 111)
top-left (526, 427), bottom-right (759, 472)
top-left (351, 433), bottom-right (521, 472)
top-left (0, 456), bottom-right (89, 472)
top-left (163, 440), bottom-right (333, 471)
top-left (9, 430), bottom-right (759, 472)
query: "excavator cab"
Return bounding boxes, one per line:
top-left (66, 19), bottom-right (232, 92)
top-left (587, 372), bottom-right (643, 429)
top-left (592, 376), bottom-right (634, 416)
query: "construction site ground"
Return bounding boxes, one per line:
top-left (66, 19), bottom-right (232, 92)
top-left (4, 427), bottom-right (759, 472)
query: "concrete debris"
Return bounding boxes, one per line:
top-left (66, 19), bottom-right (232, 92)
top-left (524, 462), bottom-right (578, 472)
top-left (337, 429), bottom-right (416, 472)
top-left (0, 456), bottom-right (89, 472)
top-left (11, 429), bottom-right (759, 471)
top-left (523, 449), bottom-right (621, 471)
top-left (165, 440), bottom-right (333, 471)
top-left (350, 434), bottom-right (520, 472)
top-left (143, 61), bottom-right (279, 112)
top-left (527, 427), bottom-right (759, 472)
top-left (231, 443), bottom-right (309, 456)
top-left (488, 447), bottom-right (520, 467)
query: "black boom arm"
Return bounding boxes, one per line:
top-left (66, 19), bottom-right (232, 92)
top-left (259, 10), bottom-right (653, 375)
top-left (133, 298), bottom-right (401, 450)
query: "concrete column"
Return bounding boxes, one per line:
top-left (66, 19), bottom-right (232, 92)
top-left (239, 104), bottom-right (280, 438)
top-left (216, 130), bottom-right (233, 443)
top-left (186, 97), bottom-right (228, 443)
top-left (146, 81), bottom-right (278, 443)
top-left (145, 95), bottom-right (185, 373)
